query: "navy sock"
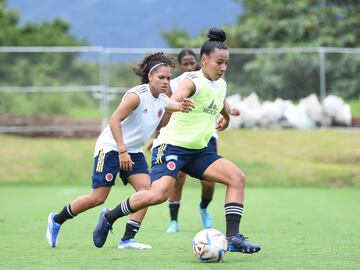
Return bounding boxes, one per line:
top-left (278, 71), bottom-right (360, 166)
top-left (169, 201), bottom-right (180, 221)
top-left (224, 203), bottom-right (243, 237)
top-left (105, 198), bottom-right (134, 224)
top-left (54, 204), bottom-right (76, 225)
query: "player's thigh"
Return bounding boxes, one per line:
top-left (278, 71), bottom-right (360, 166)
top-left (127, 173), bottom-right (151, 191)
top-left (202, 158), bottom-right (245, 186)
top-left (151, 175), bottom-right (177, 201)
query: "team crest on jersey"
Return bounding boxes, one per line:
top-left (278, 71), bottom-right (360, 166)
top-left (157, 109), bottom-right (163, 118)
top-left (167, 161), bottom-right (176, 171)
top-left (105, 173), bottom-right (114, 182)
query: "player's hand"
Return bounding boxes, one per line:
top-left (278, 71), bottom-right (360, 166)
top-left (229, 107), bottom-right (240, 116)
top-left (216, 116), bottom-right (229, 131)
top-left (179, 98), bottom-right (195, 113)
top-left (119, 152), bottom-right (134, 171)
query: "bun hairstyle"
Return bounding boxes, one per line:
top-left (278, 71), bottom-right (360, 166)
top-left (133, 52), bottom-right (176, 84)
top-left (200, 27), bottom-right (228, 57)
top-left (207, 27), bottom-right (227, 42)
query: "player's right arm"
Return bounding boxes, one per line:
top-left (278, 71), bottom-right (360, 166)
top-left (171, 78), bottom-right (196, 102)
top-left (108, 92), bottom-right (139, 171)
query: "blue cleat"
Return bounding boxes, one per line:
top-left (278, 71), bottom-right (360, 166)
top-left (46, 212), bottom-right (61, 248)
top-left (199, 205), bottom-right (213, 228)
top-left (92, 208), bottom-right (113, 248)
top-left (227, 233), bottom-right (261, 254)
top-left (166, 220), bottom-right (179, 233)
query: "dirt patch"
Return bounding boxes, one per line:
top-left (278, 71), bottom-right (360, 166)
top-left (0, 113), bottom-right (100, 138)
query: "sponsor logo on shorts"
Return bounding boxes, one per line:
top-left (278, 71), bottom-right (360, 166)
top-left (105, 173), bottom-right (114, 182)
top-left (167, 161), bottom-right (176, 171)
top-left (165, 155), bottom-right (178, 161)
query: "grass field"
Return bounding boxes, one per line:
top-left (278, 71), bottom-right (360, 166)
top-left (0, 130), bottom-right (359, 269)
top-left (0, 185), bottom-right (359, 270)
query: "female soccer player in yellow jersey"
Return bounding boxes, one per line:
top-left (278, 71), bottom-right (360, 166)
top-left (162, 49), bottom-right (216, 232)
top-left (161, 48), bottom-right (240, 233)
top-left (93, 28), bottom-right (261, 254)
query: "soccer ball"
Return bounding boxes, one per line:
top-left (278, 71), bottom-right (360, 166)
top-left (192, 228), bottom-right (228, 263)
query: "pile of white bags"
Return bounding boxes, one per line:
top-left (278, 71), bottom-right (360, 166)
top-left (225, 93), bottom-right (352, 129)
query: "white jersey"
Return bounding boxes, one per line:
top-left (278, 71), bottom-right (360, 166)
top-left (94, 84), bottom-right (169, 156)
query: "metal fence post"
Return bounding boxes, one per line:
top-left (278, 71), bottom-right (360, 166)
top-left (319, 47), bottom-right (326, 100)
top-left (99, 47), bottom-right (110, 130)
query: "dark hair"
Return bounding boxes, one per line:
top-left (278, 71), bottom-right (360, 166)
top-left (177, 48), bottom-right (196, 64)
top-left (200, 27), bottom-right (228, 57)
top-left (133, 52), bottom-right (176, 84)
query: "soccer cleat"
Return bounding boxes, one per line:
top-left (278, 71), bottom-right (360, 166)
top-left (46, 212), bottom-right (61, 248)
top-left (227, 233), bottom-right (261, 254)
top-left (92, 208), bottom-right (113, 248)
top-left (118, 239), bottom-right (152, 249)
top-left (166, 220), bottom-right (179, 233)
top-left (199, 205), bottom-right (213, 228)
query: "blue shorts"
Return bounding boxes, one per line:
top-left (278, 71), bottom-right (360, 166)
top-left (92, 150), bottom-right (149, 189)
top-left (150, 137), bottom-right (221, 182)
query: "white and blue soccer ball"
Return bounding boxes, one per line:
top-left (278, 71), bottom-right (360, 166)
top-left (192, 228), bottom-right (228, 263)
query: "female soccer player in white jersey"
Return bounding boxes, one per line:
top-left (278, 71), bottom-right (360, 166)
top-left (93, 28), bottom-right (261, 254)
top-left (46, 52), bottom-right (194, 249)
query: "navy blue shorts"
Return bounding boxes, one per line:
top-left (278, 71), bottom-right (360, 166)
top-left (150, 137), bottom-right (221, 182)
top-left (92, 150), bottom-right (149, 189)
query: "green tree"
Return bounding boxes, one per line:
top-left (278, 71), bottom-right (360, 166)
top-left (162, 0), bottom-right (360, 99)
top-left (0, 0), bottom-right (99, 115)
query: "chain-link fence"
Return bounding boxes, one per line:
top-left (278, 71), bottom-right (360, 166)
top-left (0, 46), bottom-right (359, 134)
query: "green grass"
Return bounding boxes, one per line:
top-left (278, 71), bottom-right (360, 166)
top-left (0, 185), bottom-right (359, 270)
top-left (67, 107), bottom-right (101, 120)
top-left (0, 129), bottom-right (359, 187)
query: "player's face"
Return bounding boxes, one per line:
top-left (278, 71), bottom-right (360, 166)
top-left (201, 48), bottom-right (229, 81)
top-left (148, 66), bottom-right (172, 96)
top-left (179, 55), bottom-right (197, 72)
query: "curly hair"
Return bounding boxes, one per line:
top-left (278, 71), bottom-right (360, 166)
top-left (133, 52), bottom-right (176, 84)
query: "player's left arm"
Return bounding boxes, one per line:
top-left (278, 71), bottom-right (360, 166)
top-left (216, 101), bottom-right (230, 131)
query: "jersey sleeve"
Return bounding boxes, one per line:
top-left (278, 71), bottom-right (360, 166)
top-left (121, 85), bottom-right (146, 113)
top-left (184, 72), bottom-right (201, 97)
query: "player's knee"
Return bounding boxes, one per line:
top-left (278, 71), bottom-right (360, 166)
top-left (230, 169), bottom-right (246, 189)
top-left (91, 194), bottom-right (107, 206)
top-left (151, 192), bottom-right (168, 205)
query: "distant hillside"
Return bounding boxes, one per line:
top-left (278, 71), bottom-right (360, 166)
top-left (7, 0), bottom-right (243, 47)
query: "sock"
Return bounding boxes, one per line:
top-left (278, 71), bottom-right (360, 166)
top-left (105, 198), bottom-right (134, 224)
top-left (199, 196), bottom-right (212, 209)
top-left (121, 219), bottom-right (141, 241)
top-left (53, 204), bottom-right (76, 225)
top-left (224, 202), bottom-right (243, 237)
top-left (169, 201), bottom-right (180, 221)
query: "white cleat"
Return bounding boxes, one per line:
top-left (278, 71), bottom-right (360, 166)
top-left (118, 239), bottom-right (152, 249)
